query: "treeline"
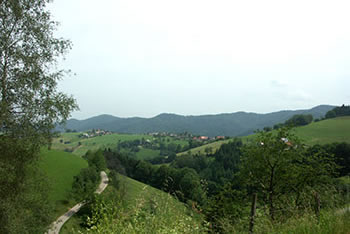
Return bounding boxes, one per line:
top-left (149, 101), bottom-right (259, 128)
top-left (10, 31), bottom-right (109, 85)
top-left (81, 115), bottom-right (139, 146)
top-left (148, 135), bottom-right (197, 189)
top-left (270, 114), bottom-right (313, 131)
top-left (117, 138), bottom-right (185, 155)
top-left (268, 104), bottom-right (350, 131)
top-left (325, 104), bottom-right (350, 119)
top-left (104, 127), bottom-right (350, 232)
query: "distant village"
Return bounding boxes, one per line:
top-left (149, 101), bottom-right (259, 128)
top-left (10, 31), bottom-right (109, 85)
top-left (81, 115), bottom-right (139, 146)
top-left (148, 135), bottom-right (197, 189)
top-left (75, 129), bottom-right (227, 142)
top-left (147, 132), bottom-right (227, 141)
top-left (78, 129), bottom-right (113, 139)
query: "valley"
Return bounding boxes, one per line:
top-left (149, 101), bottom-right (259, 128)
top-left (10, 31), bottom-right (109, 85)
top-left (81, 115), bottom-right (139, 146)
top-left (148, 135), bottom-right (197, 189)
top-left (42, 109), bottom-right (350, 233)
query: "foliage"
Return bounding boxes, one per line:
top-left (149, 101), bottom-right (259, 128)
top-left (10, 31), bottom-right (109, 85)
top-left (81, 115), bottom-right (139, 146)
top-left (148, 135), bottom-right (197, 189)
top-left (71, 150), bottom-right (106, 200)
top-left (0, 141), bottom-right (53, 234)
top-left (215, 207), bottom-right (350, 234)
top-left (285, 114), bottom-right (313, 127)
top-left (0, 0), bottom-right (77, 232)
top-left (310, 143), bottom-right (350, 176)
top-left (82, 188), bottom-right (209, 234)
top-left (84, 149), bottom-right (106, 172)
top-left (104, 150), bottom-right (206, 205)
top-left (204, 183), bottom-right (248, 232)
top-left (71, 167), bottom-right (99, 201)
top-left (239, 127), bottom-right (337, 221)
top-left (0, 0), bottom-right (77, 142)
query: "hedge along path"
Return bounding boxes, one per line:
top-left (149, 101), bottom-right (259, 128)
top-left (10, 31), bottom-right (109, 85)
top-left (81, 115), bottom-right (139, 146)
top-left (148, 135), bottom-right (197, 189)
top-left (47, 171), bottom-right (109, 234)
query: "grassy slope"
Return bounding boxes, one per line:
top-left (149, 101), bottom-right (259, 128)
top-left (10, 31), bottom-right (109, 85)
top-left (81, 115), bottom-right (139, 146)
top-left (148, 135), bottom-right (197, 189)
top-left (61, 174), bottom-right (203, 233)
top-left (180, 117), bottom-right (350, 156)
top-left (177, 139), bottom-right (232, 156)
top-left (294, 116), bottom-right (350, 145)
top-left (52, 133), bottom-right (154, 157)
top-left (53, 133), bottom-right (190, 160)
top-left (39, 149), bottom-right (88, 218)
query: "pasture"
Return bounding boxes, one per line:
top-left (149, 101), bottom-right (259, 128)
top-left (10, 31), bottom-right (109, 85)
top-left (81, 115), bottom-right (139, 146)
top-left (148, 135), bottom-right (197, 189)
top-left (39, 149), bottom-right (88, 218)
top-left (294, 116), bottom-right (350, 145)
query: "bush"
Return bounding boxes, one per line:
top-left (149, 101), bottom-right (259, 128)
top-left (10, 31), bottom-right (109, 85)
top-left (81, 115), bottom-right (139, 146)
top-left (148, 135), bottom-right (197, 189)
top-left (72, 167), bottom-right (99, 200)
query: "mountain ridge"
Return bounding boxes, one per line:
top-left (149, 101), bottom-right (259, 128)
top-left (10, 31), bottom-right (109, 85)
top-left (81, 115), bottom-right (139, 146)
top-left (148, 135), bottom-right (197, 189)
top-left (58, 105), bottom-right (334, 137)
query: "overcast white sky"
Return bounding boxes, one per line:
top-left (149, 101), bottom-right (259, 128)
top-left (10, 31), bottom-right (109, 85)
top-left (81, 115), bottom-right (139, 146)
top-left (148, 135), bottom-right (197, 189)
top-left (50, 0), bottom-right (350, 119)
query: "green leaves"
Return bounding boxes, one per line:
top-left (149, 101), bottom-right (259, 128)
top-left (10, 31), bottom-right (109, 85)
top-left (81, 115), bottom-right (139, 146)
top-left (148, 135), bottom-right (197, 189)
top-left (239, 127), bottom-right (336, 220)
top-left (0, 1), bottom-right (77, 232)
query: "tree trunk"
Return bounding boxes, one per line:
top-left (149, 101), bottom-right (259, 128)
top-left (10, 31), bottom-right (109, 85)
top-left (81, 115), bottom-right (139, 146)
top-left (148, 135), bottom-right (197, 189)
top-left (269, 167), bottom-right (275, 221)
top-left (249, 193), bottom-right (258, 234)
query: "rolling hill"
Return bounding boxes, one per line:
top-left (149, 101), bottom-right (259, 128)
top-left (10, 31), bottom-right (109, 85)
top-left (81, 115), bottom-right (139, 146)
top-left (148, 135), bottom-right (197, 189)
top-left (294, 116), bottom-right (350, 145)
top-left (58, 105), bottom-right (334, 137)
top-left (179, 116), bottom-right (350, 156)
top-left (60, 174), bottom-right (204, 233)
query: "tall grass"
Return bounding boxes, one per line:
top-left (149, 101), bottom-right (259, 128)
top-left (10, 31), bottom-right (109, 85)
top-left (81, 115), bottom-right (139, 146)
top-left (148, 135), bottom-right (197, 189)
top-left (83, 186), bottom-right (208, 234)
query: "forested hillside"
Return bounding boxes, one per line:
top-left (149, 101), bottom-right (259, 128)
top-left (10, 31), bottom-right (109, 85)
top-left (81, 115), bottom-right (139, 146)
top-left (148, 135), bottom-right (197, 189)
top-left (58, 105), bottom-right (333, 137)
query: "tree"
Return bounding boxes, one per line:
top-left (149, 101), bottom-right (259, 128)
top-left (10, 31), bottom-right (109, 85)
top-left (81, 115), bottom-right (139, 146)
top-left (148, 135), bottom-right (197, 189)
top-left (85, 150), bottom-right (106, 172)
top-left (325, 110), bottom-right (336, 119)
top-left (0, 1), bottom-right (77, 233)
top-left (240, 128), bottom-right (336, 221)
top-left (72, 167), bottom-right (99, 200)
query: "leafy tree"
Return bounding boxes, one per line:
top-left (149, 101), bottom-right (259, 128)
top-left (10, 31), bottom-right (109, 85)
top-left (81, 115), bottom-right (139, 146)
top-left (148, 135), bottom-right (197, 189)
top-left (205, 183), bottom-right (247, 232)
top-left (325, 110), bottom-right (337, 119)
top-left (179, 168), bottom-right (206, 204)
top-left (72, 167), bottom-right (99, 200)
top-left (240, 128), bottom-right (336, 221)
top-left (0, 1), bottom-right (77, 233)
top-left (85, 150), bottom-right (106, 172)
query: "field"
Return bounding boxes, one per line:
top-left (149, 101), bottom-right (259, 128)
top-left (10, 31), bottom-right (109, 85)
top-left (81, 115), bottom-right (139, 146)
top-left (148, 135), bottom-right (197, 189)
top-left (61, 174), bottom-right (204, 233)
top-left (52, 133), bottom-right (189, 160)
top-left (39, 149), bottom-right (88, 218)
top-left (52, 133), bottom-right (153, 156)
top-left (294, 116), bottom-right (350, 145)
top-left (177, 139), bottom-right (232, 156)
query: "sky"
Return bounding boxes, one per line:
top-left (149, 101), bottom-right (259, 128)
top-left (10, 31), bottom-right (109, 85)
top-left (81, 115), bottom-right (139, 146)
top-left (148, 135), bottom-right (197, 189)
top-left (49, 0), bottom-right (350, 119)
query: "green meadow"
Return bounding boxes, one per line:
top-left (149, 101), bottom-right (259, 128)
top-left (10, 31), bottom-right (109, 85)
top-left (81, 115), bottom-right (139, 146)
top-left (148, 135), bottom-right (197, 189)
top-left (177, 139), bottom-right (232, 156)
top-left (39, 149), bottom-right (88, 218)
top-left (294, 116), bottom-right (350, 145)
top-left (52, 133), bottom-right (154, 156)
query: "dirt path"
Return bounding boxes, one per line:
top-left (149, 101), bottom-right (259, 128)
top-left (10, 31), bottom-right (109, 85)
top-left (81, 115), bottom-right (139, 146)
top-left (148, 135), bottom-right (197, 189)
top-left (47, 171), bottom-right (108, 234)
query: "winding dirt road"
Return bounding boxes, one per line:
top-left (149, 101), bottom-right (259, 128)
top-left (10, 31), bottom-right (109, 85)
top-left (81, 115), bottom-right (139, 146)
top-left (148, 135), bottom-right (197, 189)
top-left (47, 171), bottom-right (108, 234)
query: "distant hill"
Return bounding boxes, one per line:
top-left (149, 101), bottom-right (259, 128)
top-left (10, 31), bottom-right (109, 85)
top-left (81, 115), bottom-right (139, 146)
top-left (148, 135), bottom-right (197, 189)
top-left (58, 105), bottom-right (334, 137)
top-left (178, 116), bottom-right (350, 156)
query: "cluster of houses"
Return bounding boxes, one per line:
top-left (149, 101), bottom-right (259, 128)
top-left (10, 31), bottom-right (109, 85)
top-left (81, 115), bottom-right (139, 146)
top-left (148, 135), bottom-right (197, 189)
top-left (148, 132), bottom-right (227, 142)
top-left (192, 135), bottom-right (226, 141)
top-left (79, 129), bottom-right (112, 139)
